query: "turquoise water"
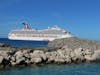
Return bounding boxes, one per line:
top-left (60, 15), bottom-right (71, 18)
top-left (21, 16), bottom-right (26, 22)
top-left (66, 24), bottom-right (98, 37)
top-left (0, 63), bottom-right (100, 75)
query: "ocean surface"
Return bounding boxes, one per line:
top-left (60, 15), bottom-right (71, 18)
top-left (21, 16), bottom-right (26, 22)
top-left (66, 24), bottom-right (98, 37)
top-left (0, 38), bottom-right (48, 48)
top-left (0, 38), bottom-right (100, 75)
top-left (0, 63), bottom-right (100, 75)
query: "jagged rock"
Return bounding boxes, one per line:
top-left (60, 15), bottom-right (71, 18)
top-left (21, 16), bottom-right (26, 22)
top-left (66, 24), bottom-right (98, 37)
top-left (2, 58), bottom-right (10, 65)
top-left (11, 61), bottom-right (16, 66)
top-left (74, 48), bottom-right (85, 62)
top-left (92, 50), bottom-right (100, 61)
top-left (45, 51), bottom-right (57, 63)
top-left (22, 50), bottom-right (31, 59)
top-left (84, 49), bottom-right (94, 61)
top-left (85, 49), bottom-right (94, 55)
top-left (30, 50), bottom-right (45, 64)
top-left (31, 56), bottom-right (42, 64)
top-left (0, 56), bottom-right (4, 64)
top-left (56, 49), bottom-right (72, 63)
top-left (7, 50), bottom-right (16, 56)
top-left (54, 58), bottom-right (65, 63)
top-left (64, 56), bottom-right (71, 63)
top-left (35, 50), bottom-right (47, 61)
top-left (0, 43), bottom-right (9, 47)
top-left (15, 50), bottom-right (23, 55)
top-left (14, 50), bottom-right (26, 64)
top-left (16, 57), bottom-right (25, 64)
top-left (0, 51), bottom-right (8, 58)
top-left (10, 56), bottom-right (16, 62)
top-left (25, 59), bottom-right (31, 64)
top-left (0, 39), bottom-right (100, 67)
top-left (70, 50), bottom-right (76, 61)
top-left (48, 37), bottom-right (100, 50)
top-left (32, 50), bottom-right (47, 61)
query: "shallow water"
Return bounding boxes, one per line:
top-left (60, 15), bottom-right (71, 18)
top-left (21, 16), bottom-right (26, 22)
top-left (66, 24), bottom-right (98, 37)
top-left (0, 63), bottom-right (100, 75)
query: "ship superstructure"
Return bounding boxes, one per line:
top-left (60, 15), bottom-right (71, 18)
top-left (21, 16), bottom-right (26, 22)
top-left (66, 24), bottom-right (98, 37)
top-left (8, 23), bottom-right (73, 41)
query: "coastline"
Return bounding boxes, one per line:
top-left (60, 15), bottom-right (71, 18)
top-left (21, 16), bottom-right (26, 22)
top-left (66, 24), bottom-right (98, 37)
top-left (0, 37), bottom-right (100, 68)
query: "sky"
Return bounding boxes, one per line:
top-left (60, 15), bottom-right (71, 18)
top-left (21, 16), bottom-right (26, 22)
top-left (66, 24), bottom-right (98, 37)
top-left (0, 0), bottom-right (100, 40)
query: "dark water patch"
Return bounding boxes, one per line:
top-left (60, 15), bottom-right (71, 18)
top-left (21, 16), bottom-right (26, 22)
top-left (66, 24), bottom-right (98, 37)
top-left (0, 38), bottom-right (48, 48)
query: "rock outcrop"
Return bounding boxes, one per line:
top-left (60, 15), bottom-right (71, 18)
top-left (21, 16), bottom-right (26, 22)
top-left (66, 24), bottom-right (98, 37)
top-left (0, 43), bottom-right (9, 47)
top-left (0, 37), bottom-right (100, 68)
top-left (0, 47), bottom-right (100, 67)
top-left (48, 37), bottom-right (100, 50)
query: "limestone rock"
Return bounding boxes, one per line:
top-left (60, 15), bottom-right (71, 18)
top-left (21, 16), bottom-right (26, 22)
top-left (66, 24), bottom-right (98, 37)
top-left (0, 43), bottom-right (9, 47)
top-left (84, 49), bottom-right (94, 61)
top-left (45, 51), bottom-right (57, 63)
top-left (92, 50), bottom-right (100, 61)
top-left (74, 48), bottom-right (85, 62)
top-left (11, 61), bottom-right (16, 66)
top-left (48, 37), bottom-right (100, 50)
top-left (31, 56), bottom-right (42, 64)
top-left (0, 51), bottom-right (8, 58)
top-left (54, 58), bottom-right (65, 63)
top-left (14, 50), bottom-right (26, 64)
top-left (56, 49), bottom-right (71, 63)
top-left (0, 56), bottom-right (4, 64)
top-left (30, 50), bottom-right (45, 64)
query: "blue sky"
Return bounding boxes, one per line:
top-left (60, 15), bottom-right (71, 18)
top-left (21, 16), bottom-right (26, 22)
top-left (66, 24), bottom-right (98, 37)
top-left (0, 0), bottom-right (100, 40)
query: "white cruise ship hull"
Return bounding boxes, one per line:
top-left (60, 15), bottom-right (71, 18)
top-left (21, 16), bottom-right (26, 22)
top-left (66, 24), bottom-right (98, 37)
top-left (8, 25), bottom-right (73, 41)
top-left (8, 34), bottom-right (73, 41)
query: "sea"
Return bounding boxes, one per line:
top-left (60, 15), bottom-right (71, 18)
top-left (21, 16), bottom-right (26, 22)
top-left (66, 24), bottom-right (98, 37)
top-left (0, 38), bottom-right (100, 75)
top-left (0, 38), bottom-right (48, 48)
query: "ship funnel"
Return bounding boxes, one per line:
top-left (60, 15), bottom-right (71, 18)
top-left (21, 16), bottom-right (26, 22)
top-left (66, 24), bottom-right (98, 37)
top-left (22, 22), bottom-right (30, 30)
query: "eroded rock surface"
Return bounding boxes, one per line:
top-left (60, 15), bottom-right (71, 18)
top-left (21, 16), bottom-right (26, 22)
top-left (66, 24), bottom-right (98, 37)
top-left (0, 37), bottom-right (100, 67)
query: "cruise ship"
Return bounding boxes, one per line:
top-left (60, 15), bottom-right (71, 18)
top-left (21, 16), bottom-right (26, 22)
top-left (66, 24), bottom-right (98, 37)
top-left (8, 23), bottom-right (73, 41)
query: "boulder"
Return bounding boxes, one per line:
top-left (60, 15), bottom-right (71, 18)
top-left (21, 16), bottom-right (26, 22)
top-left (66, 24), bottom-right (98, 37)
top-left (70, 50), bottom-right (76, 61)
top-left (54, 58), bottom-right (65, 63)
top-left (56, 49), bottom-right (71, 63)
top-left (14, 50), bottom-right (26, 64)
top-left (92, 50), bottom-right (100, 61)
top-left (0, 56), bottom-right (4, 64)
top-left (30, 50), bottom-right (46, 64)
top-left (11, 61), bottom-right (16, 66)
top-left (74, 48), bottom-right (85, 62)
top-left (84, 49), bottom-right (94, 61)
top-left (14, 50), bottom-right (23, 56)
top-left (10, 56), bottom-right (16, 62)
top-left (0, 51), bottom-right (8, 58)
top-left (0, 43), bottom-right (9, 47)
top-left (31, 56), bottom-right (42, 64)
top-left (16, 57), bottom-right (25, 64)
top-left (84, 49), bottom-right (94, 55)
top-left (22, 50), bottom-right (31, 59)
top-left (45, 51), bottom-right (57, 63)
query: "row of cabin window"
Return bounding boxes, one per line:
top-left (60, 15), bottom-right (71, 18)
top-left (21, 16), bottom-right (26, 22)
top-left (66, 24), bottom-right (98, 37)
top-left (15, 34), bottom-right (61, 37)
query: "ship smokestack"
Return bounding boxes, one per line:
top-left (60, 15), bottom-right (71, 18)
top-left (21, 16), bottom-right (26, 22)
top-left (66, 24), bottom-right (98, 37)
top-left (22, 22), bottom-right (30, 30)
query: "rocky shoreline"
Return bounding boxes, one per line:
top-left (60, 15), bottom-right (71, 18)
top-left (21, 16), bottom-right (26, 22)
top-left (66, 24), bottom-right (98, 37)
top-left (0, 38), bottom-right (100, 68)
